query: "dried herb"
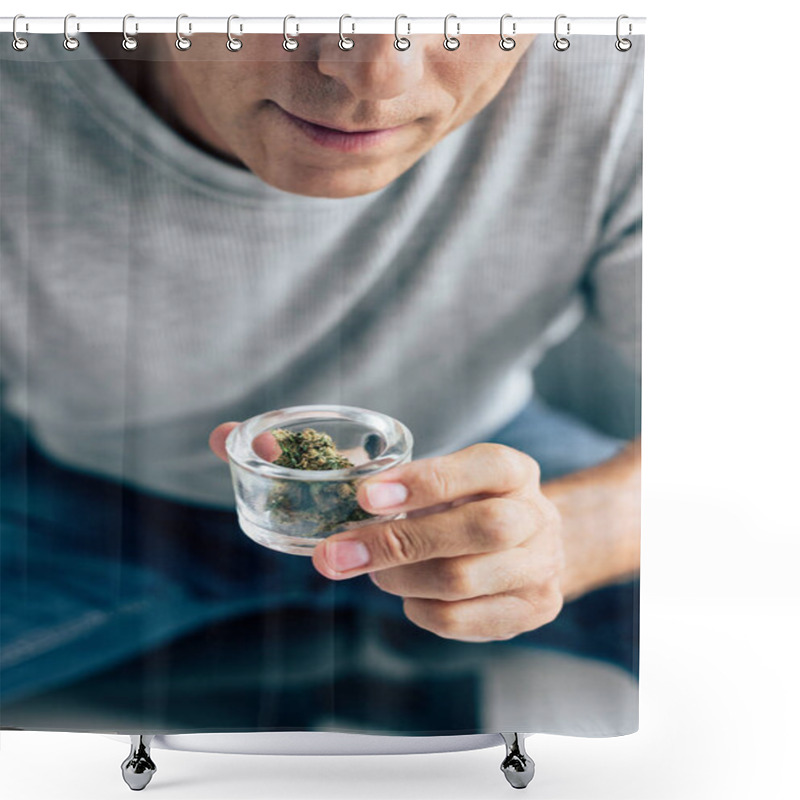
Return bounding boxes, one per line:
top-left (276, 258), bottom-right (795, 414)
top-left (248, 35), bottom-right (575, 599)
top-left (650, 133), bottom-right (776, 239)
top-left (272, 428), bottom-right (354, 471)
top-left (266, 427), bottom-right (374, 534)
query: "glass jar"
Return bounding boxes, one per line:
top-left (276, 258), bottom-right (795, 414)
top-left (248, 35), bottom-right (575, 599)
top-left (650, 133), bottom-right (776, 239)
top-left (225, 405), bottom-right (413, 555)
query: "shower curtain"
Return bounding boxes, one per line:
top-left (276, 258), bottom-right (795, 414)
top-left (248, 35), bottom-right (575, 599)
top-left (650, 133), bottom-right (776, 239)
top-left (0, 22), bottom-right (642, 740)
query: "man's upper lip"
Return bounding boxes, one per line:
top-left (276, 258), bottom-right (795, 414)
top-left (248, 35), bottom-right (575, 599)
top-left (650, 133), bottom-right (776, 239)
top-left (281, 107), bottom-right (405, 133)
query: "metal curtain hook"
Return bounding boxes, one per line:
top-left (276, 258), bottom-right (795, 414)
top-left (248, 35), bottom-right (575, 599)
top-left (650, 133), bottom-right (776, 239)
top-left (394, 14), bottom-right (411, 51)
top-left (12, 14), bottom-right (29, 51)
top-left (283, 15), bottom-right (299, 51)
top-left (615, 14), bottom-right (632, 51)
top-left (227, 15), bottom-right (243, 51)
top-left (63, 13), bottom-right (80, 51)
top-left (122, 15), bottom-right (138, 51)
top-left (553, 14), bottom-right (570, 51)
top-left (339, 14), bottom-right (355, 50)
top-left (443, 14), bottom-right (460, 51)
top-left (175, 14), bottom-right (191, 50)
top-left (499, 14), bottom-right (516, 50)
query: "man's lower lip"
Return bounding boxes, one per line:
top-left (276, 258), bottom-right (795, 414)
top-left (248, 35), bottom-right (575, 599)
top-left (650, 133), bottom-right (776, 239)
top-left (279, 108), bottom-right (403, 152)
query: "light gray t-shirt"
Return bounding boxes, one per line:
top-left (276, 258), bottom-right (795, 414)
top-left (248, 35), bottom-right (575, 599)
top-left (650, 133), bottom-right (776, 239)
top-left (0, 34), bottom-right (643, 507)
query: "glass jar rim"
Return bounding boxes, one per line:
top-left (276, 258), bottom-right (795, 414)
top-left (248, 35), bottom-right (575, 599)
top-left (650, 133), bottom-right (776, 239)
top-left (225, 404), bottom-right (413, 482)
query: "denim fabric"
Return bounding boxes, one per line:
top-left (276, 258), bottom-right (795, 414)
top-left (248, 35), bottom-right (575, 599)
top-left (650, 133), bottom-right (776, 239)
top-left (0, 396), bottom-right (638, 733)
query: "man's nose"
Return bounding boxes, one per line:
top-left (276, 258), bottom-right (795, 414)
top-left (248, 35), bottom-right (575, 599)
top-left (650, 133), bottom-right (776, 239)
top-left (316, 35), bottom-right (425, 101)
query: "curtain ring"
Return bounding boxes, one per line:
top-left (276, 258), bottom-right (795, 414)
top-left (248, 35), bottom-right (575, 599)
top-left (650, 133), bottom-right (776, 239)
top-left (615, 15), bottom-right (632, 52)
top-left (553, 14), bottom-right (570, 51)
top-left (283, 15), bottom-right (299, 51)
top-left (394, 14), bottom-right (411, 51)
top-left (121, 15), bottom-right (138, 51)
top-left (227, 15), bottom-right (243, 51)
top-left (499, 14), bottom-right (516, 51)
top-left (12, 15), bottom-right (29, 52)
top-left (339, 14), bottom-right (355, 50)
top-left (175, 14), bottom-right (191, 51)
top-left (63, 13), bottom-right (80, 51)
top-left (443, 14), bottom-right (460, 51)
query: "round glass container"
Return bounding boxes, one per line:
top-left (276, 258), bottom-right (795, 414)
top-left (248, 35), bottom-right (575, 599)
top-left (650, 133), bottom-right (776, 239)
top-left (225, 405), bottom-right (413, 556)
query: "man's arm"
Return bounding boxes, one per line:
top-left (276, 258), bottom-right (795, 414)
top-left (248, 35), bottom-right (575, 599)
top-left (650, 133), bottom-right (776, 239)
top-left (542, 437), bottom-right (641, 602)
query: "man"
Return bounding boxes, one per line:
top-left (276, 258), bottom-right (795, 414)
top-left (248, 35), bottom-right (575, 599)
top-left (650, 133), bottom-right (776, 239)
top-left (0, 29), bottom-right (642, 733)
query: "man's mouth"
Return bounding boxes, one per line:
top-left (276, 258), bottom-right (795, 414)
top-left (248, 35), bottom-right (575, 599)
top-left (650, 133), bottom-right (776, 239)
top-left (276, 105), bottom-right (408, 152)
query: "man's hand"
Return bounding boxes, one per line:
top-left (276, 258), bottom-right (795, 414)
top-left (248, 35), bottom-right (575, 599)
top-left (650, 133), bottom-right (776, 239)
top-left (210, 422), bottom-right (565, 642)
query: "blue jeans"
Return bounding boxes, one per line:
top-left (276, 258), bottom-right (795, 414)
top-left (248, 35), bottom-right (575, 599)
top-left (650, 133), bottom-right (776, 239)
top-left (0, 396), bottom-right (638, 733)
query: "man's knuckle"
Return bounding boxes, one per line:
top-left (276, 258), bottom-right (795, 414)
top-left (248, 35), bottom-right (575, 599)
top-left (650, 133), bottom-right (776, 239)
top-left (476, 498), bottom-right (519, 548)
top-left (495, 564), bottom-right (522, 594)
top-left (421, 458), bottom-right (455, 500)
top-left (503, 446), bottom-right (539, 487)
top-left (524, 499), bottom-right (561, 543)
top-left (430, 602), bottom-right (463, 638)
top-left (465, 442), bottom-right (495, 461)
top-left (540, 499), bottom-right (562, 530)
top-left (380, 522), bottom-right (423, 563)
top-left (440, 562), bottom-right (474, 600)
top-left (539, 589), bottom-right (564, 625)
top-left (477, 443), bottom-right (539, 487)
top-left (523, 453), bottom-right (541, 484)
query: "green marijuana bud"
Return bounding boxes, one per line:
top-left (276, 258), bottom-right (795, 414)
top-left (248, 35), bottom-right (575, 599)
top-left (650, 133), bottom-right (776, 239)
top-left (266, 427), bottom-right (374, 535)
top-left (272, 428), bottom-right (354, 471)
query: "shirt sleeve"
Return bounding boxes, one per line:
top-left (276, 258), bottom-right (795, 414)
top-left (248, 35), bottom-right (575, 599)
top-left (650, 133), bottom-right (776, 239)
top-left (541, 64), bottom-right (642, 441)
top-left (582, 83), bottom-right (643, 391)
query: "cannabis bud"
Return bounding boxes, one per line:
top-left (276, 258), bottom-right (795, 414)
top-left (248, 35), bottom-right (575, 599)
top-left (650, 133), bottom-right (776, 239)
top-left (272, 428), bottom-right (354, 471)
top-left (266, 427), bottom-right (374, 535)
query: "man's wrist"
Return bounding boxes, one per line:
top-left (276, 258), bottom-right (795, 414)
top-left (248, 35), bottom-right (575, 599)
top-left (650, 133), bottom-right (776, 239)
top-left (541, 438), bottom-right (641, 602)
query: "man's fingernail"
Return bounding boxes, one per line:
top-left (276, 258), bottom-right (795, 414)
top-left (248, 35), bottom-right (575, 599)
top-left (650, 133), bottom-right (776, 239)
top-left (365, 482), bottom-right (408, 509)
top-left (326, 540), bottom-right (371, 572)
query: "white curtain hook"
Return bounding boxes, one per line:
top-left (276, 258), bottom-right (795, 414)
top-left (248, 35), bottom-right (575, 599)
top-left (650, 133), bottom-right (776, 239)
top-left (122, 15), bottom-right (138, 51)
top-left (339, 14), bottom-right (355, 50)
top-left (394, 14), bottom-right (411, 51)
top-left (227, 15), bottom-right (243, 51)
top-left (443, 14), bottom-right (460, 51)
top-left (499, 14), bottom-right (516, 51)
top-left (12, 14), bottom-right (29, 52)
top-left (283, 15), bottom-right (299, 51)
top-left (616, 15), bottom-right (633, 51)
top-left (553, 14), bottom-right (570, 52)
top-left (175, 13), bottom-right (192, 51)
top-left (63, 13), bottom-right (80, 51)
